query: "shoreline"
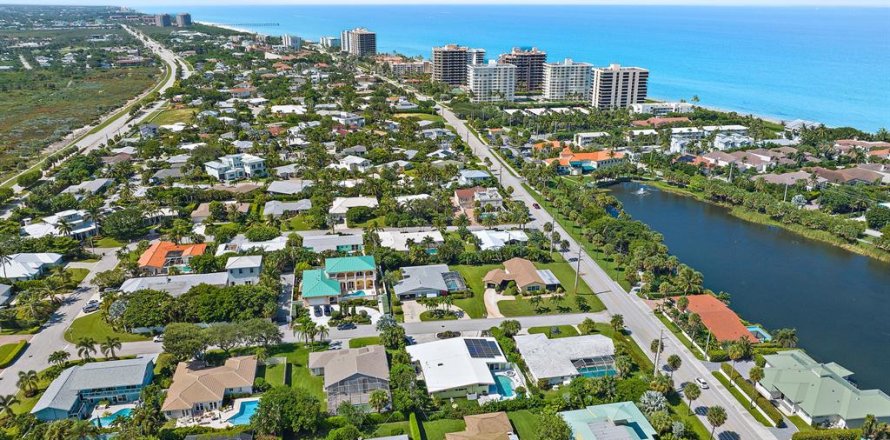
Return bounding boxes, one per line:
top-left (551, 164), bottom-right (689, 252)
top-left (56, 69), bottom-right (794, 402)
top-left (195, 21), bottom-right (256, 35)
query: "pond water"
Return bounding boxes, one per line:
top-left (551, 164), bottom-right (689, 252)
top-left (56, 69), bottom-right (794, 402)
top-left (610, 181), bottom-right (890, 392)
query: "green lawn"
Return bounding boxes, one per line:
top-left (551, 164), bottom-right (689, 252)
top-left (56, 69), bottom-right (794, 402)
top-left (348, 336), bottom-right (381, 349)
top-left (528, 325), bottom-right (580, 339)
top-left (712, 371), bottom-right (773, 427)
top-left (349, 215), bottom-right (388, 229)
top-left (451, 264), bottom-right (500, 319)
top-left (421, 418), bottom-right (466, 440)
top-left (64, 313), bottom-right (150, 344)
top-left (788, 415), bottom-right (815, 432)
top-left (95, 237), bottom-right (125, 248)
top-left (369, 421), bottom-right (410, 438)
top-left (263, 343), bottom-right (326, 405)
top-left (285, 215), bottom-right (314, 231)
top-left (261, 362), bottom-right (288, 387)
top-left (393, 112), bottom-right (444, 123)
top-left (148, 107), bottom-right (195, 125)
top-left (66, 268), bottom-right (90, 285)
top-left (507, 410), bottom-right (540, 440)
top-left (0, 341), bottom-right (27, 367)
top-left (498, 261), bottom-right (604, 317)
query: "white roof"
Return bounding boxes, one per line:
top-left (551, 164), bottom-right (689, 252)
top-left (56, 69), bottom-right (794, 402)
top-left (378, 230), bottom-right (444, 252)
top-left (216, 234), bottom-right (288, 256)
top-left (267, 180), bottom-right (313, 195)
top-left (406, 338), bottom-right (506, 393)
top-left (472, 230), bottom-right (529, 251)
top-left (270, 104), bottom-right (306, 114)
top-left (330, 196), bottom-right (378, 215)
top-left (515, 334), bottom-right (615, 381)
top-left (340, 155), bottom-right (369, 165)
top-left (301, 234), bottom-right (363, 252)
top-left (120, 272), bottom-right (229, 297)
top-left (0, 253), bottom-right (63, 279)
top-left (394, 194), bottom-right (431, 205)
top-left (225, 255), bottom-right (263, 270)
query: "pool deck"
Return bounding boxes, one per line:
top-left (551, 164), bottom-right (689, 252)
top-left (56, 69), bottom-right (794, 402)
top-left (172, 397), bottom-right (260, 429)
top-left (90, 403), bottom-right (135, 425)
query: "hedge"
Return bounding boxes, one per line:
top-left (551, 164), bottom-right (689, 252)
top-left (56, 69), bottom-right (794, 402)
top-left (721, 363), bottom-right (784, 426)
top-left (791, 429), bottom-right (862, 440)
top-left (0, 340), bottom-right (28, 368)
top-left (409, 412), bottom-right (422, 440)
top-left (708, 349), bottom-right (729, 362)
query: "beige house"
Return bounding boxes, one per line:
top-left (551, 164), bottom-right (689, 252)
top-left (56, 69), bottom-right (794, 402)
top-left (161, 356), bottom-right (257, 419)
top-left (483, 258), bottom-right (560, 294)
top-left (308, 346), bottom-right (390, 412)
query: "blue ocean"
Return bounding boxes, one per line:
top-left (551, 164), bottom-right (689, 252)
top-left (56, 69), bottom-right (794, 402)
top-left (143, 5), bottom-right (890, 131)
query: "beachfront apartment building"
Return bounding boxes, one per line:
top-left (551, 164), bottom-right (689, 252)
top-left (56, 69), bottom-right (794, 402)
top-left (319, 36), bottom-right (340, 49)
top-left (542, 58), bottom-right (593, 101)
top-left (204, 154), bottom-right (267, 182)
top-left (340, 28), bottom-right (376, 57)
top-left (498, 47), bottom-right (547, 92)
top-left (467, 61), bottom-right (516, 103)
top-left (591, 64), bottom-right (649, 109)
top-left (630, 102), bottom-right (694, 116)
top-left (432, 44), bottom-right (483, 85)
top-left (300, 256), bottom-right (377, 306)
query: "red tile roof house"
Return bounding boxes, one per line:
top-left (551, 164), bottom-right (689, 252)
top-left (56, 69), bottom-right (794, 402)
top-left (138, 242), bottom-right (207, 275)
top-left (543, 147), bottom-right (626, 176)
top-left (675, 294), bottom-right (757, 343)
top-left (453, 186), bottom-right (485, 209)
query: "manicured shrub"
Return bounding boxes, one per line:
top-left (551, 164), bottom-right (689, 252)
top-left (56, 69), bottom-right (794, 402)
top-left (792, 429), bottom-right (862, 440)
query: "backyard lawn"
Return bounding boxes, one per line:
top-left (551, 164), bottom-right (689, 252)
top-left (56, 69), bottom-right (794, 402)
top-left (393, 112), bottom-right (444, 123)
top-left (259, 362), bottom-right (289, 387)
top-left (263, 343), bottom-right (326, 405)
top-left (497, 261), bottom-right (605, 317)
top-left (370, 421), bottom-right (410, 438)
top-left (507, 410), bottom-right (540, 440)
top-left (285, 214), bottom-right (314, 231)
top-left (64, 313), bottom-right (150, 343)
top-left (95, 237), bottom-right (125, 248)
top-left (421, 418), bottom-right (466, 440)
top-left (148, 107), bottom-right (196, 125)
top-left (451, 264), bottom-right (500, 319)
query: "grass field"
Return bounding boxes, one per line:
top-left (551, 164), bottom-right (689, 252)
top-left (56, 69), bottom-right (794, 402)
top-left (260, 362), bottom-right (288, 387)
top-left (148, 107), bottom-right (195, 125)
top-left (0, 67), bottom-right (158, 181)
top-left (64, 313), bottom-right (150, 344)
top-left (0, 341), bottom-right (27, 368)
top-left (370, 421), bottom-right (410, 438)
top-left (451, 264), bottom-right (500, 318)
top-left (421, 418), bottom-right (466, 440)
top-left (285, 215), bottom-right (315, 231)
top-left (507, 410), bottom-right (540, 440)
top-left (95, 237), bottom-right (126, 248)
top-left (66, 268), bottom-right (90, 285)
top-left (393, 113), bottom-right (444, 123)
top-left (528, 325), bottom-right (580, 339)
top-left (348, 336), bottom-right (381, 348)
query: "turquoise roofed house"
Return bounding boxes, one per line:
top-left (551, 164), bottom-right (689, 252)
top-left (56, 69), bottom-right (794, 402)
top-left (756, 350), bottom-right (890, 429)
top-left (300, 256), bottom-right (377, 306)
top-left (559, 402), bottom-right (657, 440)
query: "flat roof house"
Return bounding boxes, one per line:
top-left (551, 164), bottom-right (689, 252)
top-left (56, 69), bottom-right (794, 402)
top-left (472, 230), bottom-right (529, 251)
top-left (0, 253), bottom-right (63, 281)
top-left (162, 356), bottom-right (257, 420)
top-left (559, 402), bottom-right (658, 440)
top-left (300, 256), bottom-right (377, 306)
top-left (263, 200), bottom-right (311, 218)
top-left (378, 230), bottom-right (444, 252)
top-left (120, 272), bottom-right (229, 297)
top-left (393, 264), bottom-right (467, 299)
top-left (23, 209), bottom-right (98, 240)
top-left (308, 345), bottom-right (390, 412)
top-left (515, 334), bottom-right (616, 385)
top-left (406, 337), bottom-right (510, 399)
top-left (445, 412), bottom-right (519, 440)
top-left (204, 154), bottom-right (267, 182)
top-left (32, 356), bottom-right (156, 421)
top-left (301, 234), bottom-right (364, 254)
top-left (329, 196), bottom-right (379, 221)
top-left (757, 350), bottom-right (890, 429)
top-left (137, 241), bottom-right (207, 275)
top-left (483, 258), bottom-right (560, 294)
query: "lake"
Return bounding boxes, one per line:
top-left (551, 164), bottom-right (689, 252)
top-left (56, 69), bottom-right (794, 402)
top-left (610, 181), bottom-right (890, 393)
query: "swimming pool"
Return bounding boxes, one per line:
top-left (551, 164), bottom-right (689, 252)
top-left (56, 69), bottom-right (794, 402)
top-left (227, 399), bottom-right (259, 426)
top-left (489, 374), bottom-right (515, 398)
top-left (578, 366), bottom-right (618, 378)
top-left (92, 407), bottom-right (132, 426)
top-left (746, 325), bottom-right (773, 342)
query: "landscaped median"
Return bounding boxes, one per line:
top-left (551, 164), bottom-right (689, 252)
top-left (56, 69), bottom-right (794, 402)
top-left (719, 363), bottom-right (785, 427)
top-left (0, 340), bottom-right (28, 368)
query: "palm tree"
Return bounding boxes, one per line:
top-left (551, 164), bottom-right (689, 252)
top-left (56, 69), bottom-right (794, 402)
top-left (667, 354), bottom-right (682, 378)
top-left (748, 366), bottom-right (764, 407)
top-left (100, 337), bottom-right (122, 359)
top-left (683, 383), bottom-right (701, 415)
top-left (610, 314), bottom-right (624, 333)
top-left (76, 337), bottom-right (97, 361)
top-left (48, 350), bottom-right (70, 368)
top-left (529, 295), bottom-right (543, 313)
top-left (16, 370), bottom-right (39, 397)
top-left (0, 394), bottom-right (18, 420)
top-left (56, 218), bottom-right (73, 237)
top-left (0, 247), bottom-right (11, 280)
top-left (369, 389), bottom-right (389, 413)
top-left (773, 328), bottom-right (798, 348)
top-left (706, 406), bottom-right (727, 439)
top-left (316, 324), bottom-right (329, 343)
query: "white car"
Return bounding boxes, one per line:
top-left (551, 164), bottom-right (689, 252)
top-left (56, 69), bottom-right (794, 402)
top-left (695, 377), bottom-right (709, 389)
top-left (152, 335), bottom-right (164, 343)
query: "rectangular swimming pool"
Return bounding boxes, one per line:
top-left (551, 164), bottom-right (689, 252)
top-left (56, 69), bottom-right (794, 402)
top-left (578, 366), bottom-right (617, 378)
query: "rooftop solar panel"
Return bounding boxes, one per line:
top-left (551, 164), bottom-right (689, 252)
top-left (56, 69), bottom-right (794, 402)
top-left (465, 338), bottom-right (502, 358)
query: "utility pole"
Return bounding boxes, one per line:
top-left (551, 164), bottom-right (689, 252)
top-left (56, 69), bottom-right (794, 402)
top-left (572, 245), bottom-right (583, 295)
top-left (653, 328), bottom-right (664, 376)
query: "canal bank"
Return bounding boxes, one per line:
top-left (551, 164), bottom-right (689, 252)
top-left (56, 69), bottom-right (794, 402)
top-left (610, 181), bottom-right (890, 393)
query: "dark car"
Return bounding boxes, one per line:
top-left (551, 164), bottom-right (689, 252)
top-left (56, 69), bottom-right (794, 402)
top-left (336, 322), bottom-right (356, 331)
top-left (532, 203), bottom-right (541, 209)
top-left (313, 306), bottom-right (322, 317)
top-left (323, 305), bottom-right (332, 316)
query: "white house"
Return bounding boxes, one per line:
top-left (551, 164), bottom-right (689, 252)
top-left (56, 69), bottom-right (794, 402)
top-left (406, 338), bottom-right (511, 399)
top-left (472, 230), bottom-right (529, 251)
top-left (0, 253), bottom-right (63, 281)
top-left (515, 334), bottom-right (616, 385)
top-left (335, 155), bottom-right (372, 173)
top-left (23, 210), bottom-right (97, 240)
top-left (225, 256), bottom-right (262, 286)
top-left (329, 197), bottom-right (378, 221)
top-left (204, 154), bottom-right (267, 182)
top-left (573, 132), bottom-right (610, 147)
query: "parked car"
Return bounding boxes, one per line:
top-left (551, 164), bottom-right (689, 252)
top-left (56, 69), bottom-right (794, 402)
top-left (336, 322), bottom-right (356, 331)
top-left (695, 377), bottom-right (709, 389)
top-left (153, 335), bottom-right (164, 343)
top-left (82, 303), bottom-right (99, 313)
top-left (313, 306), bottom-right (322, 317)
top-left (532, 203), bottom-right (541, 209)
top-left (323, 305), bottom-right (332, 316)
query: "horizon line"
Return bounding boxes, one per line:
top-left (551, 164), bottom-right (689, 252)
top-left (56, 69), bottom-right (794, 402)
top-left (12, 0), bottom-right (890, 7)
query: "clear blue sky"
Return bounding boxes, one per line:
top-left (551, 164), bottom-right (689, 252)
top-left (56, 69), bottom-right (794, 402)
top-left (5, 0), bottom-right (889, 6)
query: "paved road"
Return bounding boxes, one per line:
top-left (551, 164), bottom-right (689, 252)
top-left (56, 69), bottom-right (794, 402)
top-left (433, 100), bottom-right (783, 440)
top-left (0, 25), bottom-right (191, 192)
top-left (0, 248), bottom-right (121, 396)
top-left (18, 54), bottom-right (32, 70)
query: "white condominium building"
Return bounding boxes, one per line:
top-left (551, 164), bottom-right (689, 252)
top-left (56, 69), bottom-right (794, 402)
top-left (340, 28), bottom-right (376, 57)
top-left (389, 60), bottom-right (428, 77)
top-left (543, 58), bottom-right (593, 101)
top-left (591, 63), bottom-right (649, 109)
top-left (319, 36), bottom-right (341, 49)
top-left (467, 48), bottom-right (486, 65)
top-left (467, 61), bottom-right (516, 103)
top-left (281, 34), bottom-right (301, 49)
